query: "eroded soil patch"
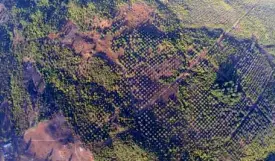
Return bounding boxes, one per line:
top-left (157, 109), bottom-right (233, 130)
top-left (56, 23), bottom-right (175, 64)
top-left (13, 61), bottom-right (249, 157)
top-left (24, 116), bottom-right (94, 161)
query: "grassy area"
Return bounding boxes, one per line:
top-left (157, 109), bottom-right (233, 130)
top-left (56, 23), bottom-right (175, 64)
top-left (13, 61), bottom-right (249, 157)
top-left (94, 139), bottom-right (157, 161)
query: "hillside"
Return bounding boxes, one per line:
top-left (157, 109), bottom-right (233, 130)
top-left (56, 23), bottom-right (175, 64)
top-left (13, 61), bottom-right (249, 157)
top-left (0, 0), bottom-right (274, 160)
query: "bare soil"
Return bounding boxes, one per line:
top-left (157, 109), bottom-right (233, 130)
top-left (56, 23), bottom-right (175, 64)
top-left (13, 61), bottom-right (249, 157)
top-left (117, 2), bottom-right (154, 28)
top-left (47, 2), bottom-right (154, 64)
top-left (24, 116), bottom-right (94, 161)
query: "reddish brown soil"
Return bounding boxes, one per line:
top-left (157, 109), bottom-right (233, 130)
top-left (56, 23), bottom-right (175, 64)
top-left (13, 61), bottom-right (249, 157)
top-left (93, 16), bottom-right (112, 29)
top-left (24, 117), bottom-right (94, 161)
top-left (47, 2), bottom-right (153, 67)
top-left (48, 21), bottom-right (124, 64)
top-left (148, 57), bottom-right (182, 80)
top-left (188, 48), bottom-right (208, 69)
top-left (91, 32), bottom-right (124, 62)
top-left (12, 28), bottom-right (24, 45)
top-left (47, 33), bottom-right (59, 40)
top-left (118, 2), bottom-right (154, 28)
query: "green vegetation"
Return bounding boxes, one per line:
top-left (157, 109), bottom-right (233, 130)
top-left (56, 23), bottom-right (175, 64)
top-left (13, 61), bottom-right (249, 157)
top-left (95, 139), bottom-right (157, 161)
top-left (10, 72), bottom-right (31, 133)
top-left (0, 0), bottom-right (274, 160)
top-left (10, 0), bottom-right (68, 39)
top-left (67, 1), bottom-right (96, 31)
top-left (211, 81), bottom-right (242, 106)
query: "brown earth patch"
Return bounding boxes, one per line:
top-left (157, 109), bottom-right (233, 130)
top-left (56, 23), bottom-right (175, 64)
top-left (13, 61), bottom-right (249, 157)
top-left (46, 2), bottom-right (154, 64)
top-left (46, 1), bottom-right (155, 79)
top-left (93, 16), bottom-right (112, 29)
top-left (24, 116), bottom-right (94, 161)
top-left (47, 33), bottom-right (59, 40)
top-left (12, 28), bottom-right (24, 45)
top-left (134, 56), bottom-right (182, 81)
top-left (48, 20), bottom-right (124, 64)
top-left (188, 48), bottom-right (208, 69)
top-left (118, 2), bottom-right (154, 28)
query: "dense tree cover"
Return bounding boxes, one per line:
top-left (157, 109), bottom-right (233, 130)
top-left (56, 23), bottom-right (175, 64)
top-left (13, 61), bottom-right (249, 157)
top-left (7, 0), bottom-right (68, 39)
